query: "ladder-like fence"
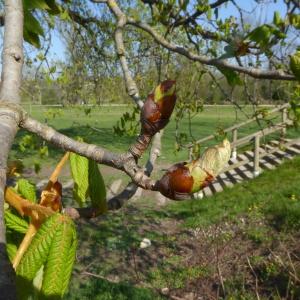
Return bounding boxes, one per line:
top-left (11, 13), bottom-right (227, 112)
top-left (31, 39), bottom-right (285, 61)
top-left (186, 103), bottom-right (300, 198)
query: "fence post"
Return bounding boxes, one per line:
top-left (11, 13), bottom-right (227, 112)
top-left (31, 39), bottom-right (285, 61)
top-left (281, 107), bottom-right (287, 137)
top-left (231, 128), bottom-right (237, 159)
top-left (253, 135), bottom-right (260, 177)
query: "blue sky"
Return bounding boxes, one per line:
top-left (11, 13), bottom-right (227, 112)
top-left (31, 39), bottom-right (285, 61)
top-left (38, 0), bottom-right (290, 61)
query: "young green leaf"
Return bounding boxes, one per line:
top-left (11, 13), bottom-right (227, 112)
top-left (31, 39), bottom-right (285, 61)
top-left (24, 10), bottom-right (44, 37)
top-left (23, 0), bottom-right (50, 10)
top-left (217, 67), bottom-right (242, 87)
top-left (88, 160), bottom-right (107, 214)
top-left (45, 0), bottom-right (61, 15)
top-left (247, 25), bottom-right (271, 47)
top-left (16, 178), bottom-right (37, 203)
top-left (16, 214), bottom-right (62, 281)
top-left (5, 210), bottom-right (29, 234)
top-left (70, 153), bottom-right (89, 206)
top-left (6, 242), bottom-right (18, 263)
top-left (41, 215), bottom-right (77, 298)
top-left (290, 51), bottom-right (300, 81)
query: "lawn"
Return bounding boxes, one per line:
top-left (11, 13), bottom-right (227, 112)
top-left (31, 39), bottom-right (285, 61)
top-left (8, 104), bottom-right (300, 299)
top-left (11, 104), bottom-right (299, 171)
top-left (64, 156), bottom-right (300, 299)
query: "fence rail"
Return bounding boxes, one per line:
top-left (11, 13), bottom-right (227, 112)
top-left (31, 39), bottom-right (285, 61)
top-left (188, 103), bottom-right (291, 177)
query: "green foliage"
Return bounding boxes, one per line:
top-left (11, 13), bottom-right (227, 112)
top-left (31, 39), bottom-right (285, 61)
top-left (16, 178), bottom-right (37, 202)
top-left (19, 134), bottom-right (37, 153)
top-left (23, 9), bottom-right (44, 48)
top-left (23, 0), bottom-right (61, 48)
top-left (16, 213), bottom-right (78, 300)
top-left (113, 107), bottom-right (139, 137)
top-left (289, 85), bottom-right (300, 127)
top-left (247, 24), bottom-right (285, 49)
top-left (5, 210), bottom-right (29, 234)
top-left (66, 278), bottom-right (163, 300)
top-left (70, 152), bottom-right (107, 211)
top-left (70, 152), bottom-right (89, 206)
top-left (17, 214), bottom-right (62, 282)
top-left (289, 13), bottom-right (300, 29)
top-left (6, 242), bottom-right (18, 263)
top-left (88, 160), bottom-right (107, 213)
top-left (217, 67), bottom-right (242, 87)
top-left (43, 109), bottom-right (64, 120)
top-left (290, 50), bottom-right (300, 81)
top-left (41, 215), bottom-right (77, 298)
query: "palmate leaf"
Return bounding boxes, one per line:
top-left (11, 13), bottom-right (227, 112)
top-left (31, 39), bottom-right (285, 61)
top-left (5, 210), bottom-right (29, 234)
top-left (16, 214), bottom-right (77, 300)
top-left (41, 215), bottom-right (77, 298)
top-left (16, 214), bottom-right (62, 299)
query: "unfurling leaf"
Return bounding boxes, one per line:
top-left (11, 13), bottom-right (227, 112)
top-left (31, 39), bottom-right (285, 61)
top-left (70, 152), bottom-right (107, 212)
top-left (289, 13), bottom-right (300, 29)
top-left (70, 153), bottom-right (89, 206)
top-left (156, 139), bottom-right (231, 200)
top-left (40, 181), bottom-right (63, 212)
top-left (88, 160), bottom-right (107, 214)
top-left (247, 25), bottom-right (271, 47)
top-left (141, 80), bottom-right (176, 135)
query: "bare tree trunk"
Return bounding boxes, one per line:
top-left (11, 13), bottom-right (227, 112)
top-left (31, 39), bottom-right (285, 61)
top-left (0, 0), bottom-right (24, 298)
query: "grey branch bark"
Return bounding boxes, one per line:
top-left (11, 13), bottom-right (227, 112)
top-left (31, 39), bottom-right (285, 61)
top-left (126, 18), bottom-right (295, 81)
top-left (20, 114), bottom-right (156, 190)
top-left (93, 0), bottom-right (295, 80)
top-left (108, 130), bottom-right (162, 210)
top-left (107, 0), bottom-right (144, 108)
top-left (0, 0), bottom-right (24, 299)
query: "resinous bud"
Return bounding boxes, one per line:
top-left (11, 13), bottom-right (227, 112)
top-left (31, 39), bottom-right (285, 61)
top-left (141, 80), bottom-right (176, 135)
top-left (156, 139), bottom-right (231, 200)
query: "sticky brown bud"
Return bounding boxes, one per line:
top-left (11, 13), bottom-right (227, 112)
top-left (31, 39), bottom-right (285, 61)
top-left (156, 139), bottom-right (231, 200)
top-left (141, 80), bottom-right (176, 135)
top-left (155, 163), bottom-right (194, 200)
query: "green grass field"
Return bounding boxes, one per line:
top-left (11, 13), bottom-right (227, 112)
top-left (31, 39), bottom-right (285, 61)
top-left (11, 104), bottom-right (299, 171)
top-left (64, 157), bottom-right (300, 300)
top-left (10, 104), bottom-right (300, 299)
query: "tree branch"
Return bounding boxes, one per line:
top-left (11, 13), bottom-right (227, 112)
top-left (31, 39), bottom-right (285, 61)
top-left (0, 0), bottom-right (24, 298)
top-left (126, 18), bottom-right (295, 81)
top-left (171, 0), bottom-right (230, 28)
top-left (20, 114), bottom-right (156, 191)
top-left (106, 0), bottom-right (143, 108)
